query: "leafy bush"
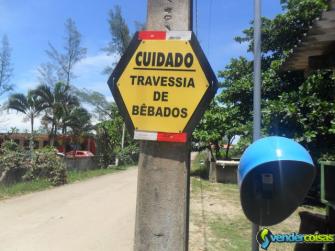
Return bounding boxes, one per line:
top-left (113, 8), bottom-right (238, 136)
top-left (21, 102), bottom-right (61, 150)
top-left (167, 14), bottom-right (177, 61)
top-left (1, 140), bottom-right (20, 152)
top-left (190, 151), bottom-right (209, 179)
top-left (24, 147), bottom-right (67, 186)
top-left (116, 144), bottom-right (139, 165)
top-left (0, 149), bottom-right (31, 185)
top-left (0, 141), bottom-right (67, 186)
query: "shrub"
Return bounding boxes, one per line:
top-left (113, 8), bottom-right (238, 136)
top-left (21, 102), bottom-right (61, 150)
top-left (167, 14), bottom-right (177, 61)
top-left (0, 141), bottom-right (31, 185)
top-left (116, 144), bottom-right (139, 166)
top-left (0, 142), bottom-right (67, 186)
top-left (23, 147), bottom-right (67, 186)
top-left (1, 140), bottom-right (20, 152)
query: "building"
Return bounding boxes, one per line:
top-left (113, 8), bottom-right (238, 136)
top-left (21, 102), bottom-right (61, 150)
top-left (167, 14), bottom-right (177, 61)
top-left (0, 133), bottom-right (96, 154)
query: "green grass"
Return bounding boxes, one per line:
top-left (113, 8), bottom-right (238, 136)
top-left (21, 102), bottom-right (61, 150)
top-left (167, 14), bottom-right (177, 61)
top-left (0, 165), bottom-right (134, 200)
top-left (0, 179), bottom-right (52, 200)
top-left (190, 175), bottom-right (327, 251)
top-left (208, 216), bottom-right (251, 250)
top-left (190, 151), bottom-right (209, 179)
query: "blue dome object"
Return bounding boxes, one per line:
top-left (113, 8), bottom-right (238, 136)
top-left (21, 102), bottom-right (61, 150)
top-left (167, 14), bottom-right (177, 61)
top-left (239, 136), bottom-right (315, 226)
top-left (239, 136), bottom-right (314, 185)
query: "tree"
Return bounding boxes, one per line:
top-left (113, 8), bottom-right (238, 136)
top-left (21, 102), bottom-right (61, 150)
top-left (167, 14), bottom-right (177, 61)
top-left (64, 106), bottom-right (92, 136)
top-left (95, 103), bottom-right (138, 166)
top-left (34, 82), bottom-right (80, 146)
top-left (217, 0), bottom-right (332, 161)
top-left (193, 102), bottom-right (227, 160)
top-left (40, 18), bottom-right (87, 86)
top-left (0, 35), bottom-right (13, 96)
top-left (103, 5), bottom-right (131, 74)
top-left (37, 63), bottom-right (57, 87)
top-left (74, 88), bottom-right (115, 121)
top-left (7, 91), bottom-right (45, 153)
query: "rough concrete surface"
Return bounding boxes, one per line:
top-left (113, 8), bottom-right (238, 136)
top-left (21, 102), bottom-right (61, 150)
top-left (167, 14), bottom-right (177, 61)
top-left (0, 168), bottom-right (137, 251)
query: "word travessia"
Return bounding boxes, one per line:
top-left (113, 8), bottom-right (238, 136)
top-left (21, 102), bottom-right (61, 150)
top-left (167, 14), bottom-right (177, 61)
top-left (130, 75), bottom-right (195, 88)
top-left (132, 105), bottom-right (188, 118)
top-left (135, 52), bottom-right (194, 68)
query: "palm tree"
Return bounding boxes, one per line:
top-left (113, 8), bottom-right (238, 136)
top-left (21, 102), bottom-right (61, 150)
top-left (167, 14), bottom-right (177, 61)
top-left (66, 107), bottom-right (92, 154)
top-left (7, 90), bottom-right (45, 153)
top-left (65, 107), bottom-right (92, 135)
top-left (34, 82), bottom-right (80, 146)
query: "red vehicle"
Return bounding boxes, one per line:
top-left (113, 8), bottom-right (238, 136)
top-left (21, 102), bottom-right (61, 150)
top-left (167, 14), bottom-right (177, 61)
top-left (57, 150), bottom-right (94, 158)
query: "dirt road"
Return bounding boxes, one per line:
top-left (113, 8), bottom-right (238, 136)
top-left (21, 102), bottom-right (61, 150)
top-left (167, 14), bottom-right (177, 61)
top-left (0, 168), bottom-right (137, 251)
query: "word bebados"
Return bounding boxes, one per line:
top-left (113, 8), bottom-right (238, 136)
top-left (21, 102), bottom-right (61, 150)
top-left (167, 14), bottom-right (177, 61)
top-left (132, 105), bottom-right (188, 118)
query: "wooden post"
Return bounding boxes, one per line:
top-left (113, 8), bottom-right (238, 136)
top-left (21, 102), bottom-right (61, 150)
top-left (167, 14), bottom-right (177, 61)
top-left (134, 1), bottom-right (192, 251)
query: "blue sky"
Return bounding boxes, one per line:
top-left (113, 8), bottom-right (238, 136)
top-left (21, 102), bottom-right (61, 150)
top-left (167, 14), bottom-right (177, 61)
top-left (0, 0), bottom-right (283, 132)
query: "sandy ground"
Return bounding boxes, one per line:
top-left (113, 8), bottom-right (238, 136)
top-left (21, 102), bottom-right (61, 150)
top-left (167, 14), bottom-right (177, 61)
top-left (0, 168), bottom-right (137, 251)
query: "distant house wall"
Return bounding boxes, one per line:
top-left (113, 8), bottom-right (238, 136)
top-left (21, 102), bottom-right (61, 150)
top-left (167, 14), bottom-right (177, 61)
top-left (0, 133), bottom-right (97, 154)
top-left (63, 156), bottom-right (100, 171)
top-left (210, 161), bottom-right (239, 184)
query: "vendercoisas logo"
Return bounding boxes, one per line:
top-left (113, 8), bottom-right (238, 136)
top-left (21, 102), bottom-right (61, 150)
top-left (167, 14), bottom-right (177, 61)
top-left (256, 228), bottom-right (335, 250)
top-left (257, 228), bottom-right (272, 250)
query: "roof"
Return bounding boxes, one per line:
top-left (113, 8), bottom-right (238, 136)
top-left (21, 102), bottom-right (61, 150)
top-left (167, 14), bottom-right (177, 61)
top-left (282, 0), bottom-right (335, 71)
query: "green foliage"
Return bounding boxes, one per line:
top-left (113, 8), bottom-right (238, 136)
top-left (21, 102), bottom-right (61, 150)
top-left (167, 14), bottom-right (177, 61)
top-left (116, 144), bottom-right (139, 165)
top-left (104, 5), bottom-right (131, 74)
top-left (33, 82), bottom-right (91, 144)
top-left (1, 140), bottom-right (19, 152)
top-left (0, 144), bottom-right (67, 186)
top-left (0, 179), bottom-right (52, 200)
top-left (0, 35), bottom-right (13, 96)
top-left (193, 102), bottom-right (226, 145)
top-left (190, 151), bottom-right (209, 179)
top-left (215, 0), bottom-right (334, 162)
top-left (7, 90), bottom-right (46, 153)
top-left (0, 148), bottom-right (31, 185)
top-left (74, 88), bottom-right (115, 120)
top-left (95, 105), bottom-right (123, 165)
top-left (24, 147), bottom-right (67, 186)
top-left (96, 119), bottom-right (138, 166)
top-left (64, 106), bottom-right (92, 136)
top-left (193, 56), bottom-right (254, 160)
top-left (45, 18), bottom-right (87, 86)
top-left (235, 0), bottom-right (327, 57)
top-left (95, 105), bottom-right (139, 166)
top-left (105, 5), bottom-right (131, 56)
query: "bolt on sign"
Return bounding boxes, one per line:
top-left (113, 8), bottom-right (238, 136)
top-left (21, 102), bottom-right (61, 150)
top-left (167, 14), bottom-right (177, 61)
top-left (107, 31), bottom-right (218, 143)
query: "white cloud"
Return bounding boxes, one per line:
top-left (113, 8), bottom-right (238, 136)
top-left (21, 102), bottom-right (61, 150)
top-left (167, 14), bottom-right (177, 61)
top-left (74, 52), bottom-right (118, 76)
top-left (16, 80), bottom-right (39, 91)
top-left (73, 52), bottom-right (117, 95)
top-left (0, 52), bottom-right (117, 132)
top-left (0, 111), bottom-right (41, 133)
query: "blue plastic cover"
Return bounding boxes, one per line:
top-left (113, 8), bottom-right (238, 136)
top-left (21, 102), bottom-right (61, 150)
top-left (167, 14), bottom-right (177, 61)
top-left (239, 136), bottom-right (314, 185)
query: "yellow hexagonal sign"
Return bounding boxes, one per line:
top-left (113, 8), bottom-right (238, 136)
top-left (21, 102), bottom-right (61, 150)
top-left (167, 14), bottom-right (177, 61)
top-left (108, 31), bottom-right (217, 140)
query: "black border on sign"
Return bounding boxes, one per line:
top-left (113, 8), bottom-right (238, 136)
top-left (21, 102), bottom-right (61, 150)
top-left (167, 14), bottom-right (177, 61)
top-left (107, 31), bottom-right (218, 138)
top-left (183, 32), bottom-right (218, 137)
top-left (107, 32), bottom-right (141, 136)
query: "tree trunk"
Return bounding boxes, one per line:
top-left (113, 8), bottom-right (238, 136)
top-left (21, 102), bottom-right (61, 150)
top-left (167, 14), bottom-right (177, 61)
top-left (214, 141), bottom-right (220, 160)
top-left (225, 136), bottom-right (233, 160)
top-left (0, 170), bottom-right (8, 184)
top-left (50, 122), bottom-right (55, 147)
top-left (62, 125), bottom-right (67, 154)
top-left (30, 116), bottom-right (34, 156)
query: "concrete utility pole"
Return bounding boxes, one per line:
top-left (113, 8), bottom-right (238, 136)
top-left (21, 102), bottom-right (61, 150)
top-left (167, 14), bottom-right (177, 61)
top-left (133, 1), bottom-right (192, 251)
top-left (252, 0), bottom-right (262, 250)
